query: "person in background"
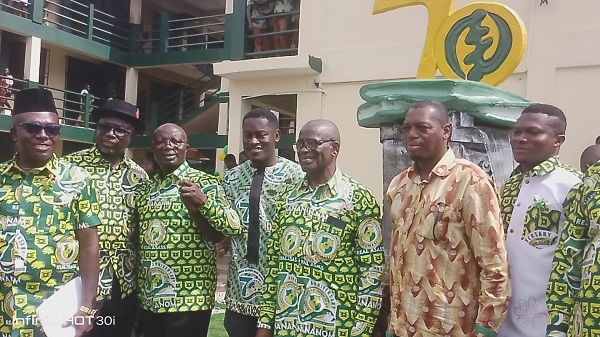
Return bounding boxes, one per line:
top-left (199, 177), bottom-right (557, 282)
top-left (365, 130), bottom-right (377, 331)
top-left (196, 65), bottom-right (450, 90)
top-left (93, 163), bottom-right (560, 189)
top-left (257, 119), bottom-right (384, 337)
top-left (0, 68), bottom-right (14, 109)
top-left (498, 103), bottom-right (581, 337)
top-left (224, 154), bottom-right (238, 170)
top-left (272, 0), bottom-right (295, 51)
top-left (140, 157), bottom-right (157, 177)
top-left (386, 100), bottom-right (510, 337)
top-left (136, 123), bottom-right (241, 337)
top-left (221, 108), bottom-right (304, 337)
top-left (580, 144), bottom-right (600, 172)
top-left (246, 0), bottom-right (274, 53)
top-left (0, 88), bottom-right (100, 337)
top-left (62, 98), bottom-right (148, 337)
top-left (239, 151), bottom-right (249, 164)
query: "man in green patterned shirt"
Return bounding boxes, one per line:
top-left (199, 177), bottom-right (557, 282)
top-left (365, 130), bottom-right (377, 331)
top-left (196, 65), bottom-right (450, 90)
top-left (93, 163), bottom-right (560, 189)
top-left (258, 119), bottom-right (384, 337)
top-left (62, 99), bottom-right (147, 337)
top-left (221, 108), bottom-right (304, 337)
top-left (136, 123), bottom-right (241, 337)
top-left (0, 88), bottom-right (101, 337)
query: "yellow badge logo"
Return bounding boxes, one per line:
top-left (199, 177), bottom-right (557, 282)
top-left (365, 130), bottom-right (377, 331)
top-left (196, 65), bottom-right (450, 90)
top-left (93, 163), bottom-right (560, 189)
top-left (55, 236), bottom-right (79, 266)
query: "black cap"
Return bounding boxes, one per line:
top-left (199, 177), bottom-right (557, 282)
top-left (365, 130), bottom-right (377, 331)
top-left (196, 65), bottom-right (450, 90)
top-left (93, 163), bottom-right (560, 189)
top-left (91, 99), bottom-right (145, 133)
top-left (12, 88), bottom-right (58, 115)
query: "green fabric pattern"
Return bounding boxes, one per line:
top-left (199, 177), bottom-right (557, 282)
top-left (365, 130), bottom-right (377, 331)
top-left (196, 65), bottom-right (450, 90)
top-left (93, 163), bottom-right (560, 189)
top-left (63, 146), bottom-right (148, 301)
top-left (546, 161), bottom-right (600, 336)
top-left (221, 157), bottom-right (304, 317)
top-left (136, 161), bottom-right (241, 313)
top-left (0, 154), bottom-right (101, 336)
top-left (259, 170), bottom-right (384, 337)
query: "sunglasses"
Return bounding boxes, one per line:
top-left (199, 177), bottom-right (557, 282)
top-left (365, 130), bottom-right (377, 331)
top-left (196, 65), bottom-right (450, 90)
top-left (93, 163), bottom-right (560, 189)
top-left (96, 123), bottom-right (133, 138)
top-left (17, 122), bottom-right (61, 137)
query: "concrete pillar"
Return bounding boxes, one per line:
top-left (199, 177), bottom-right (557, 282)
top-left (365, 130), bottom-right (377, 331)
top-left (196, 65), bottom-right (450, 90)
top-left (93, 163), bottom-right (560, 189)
top-left (24, 36), bottom-right (41, 83)
top-left (226, 84), bottom-right (252, 165)
top-left (129, 0), bottom-right (142, 24)
top-left (124, 67), bottom-right (138, 104)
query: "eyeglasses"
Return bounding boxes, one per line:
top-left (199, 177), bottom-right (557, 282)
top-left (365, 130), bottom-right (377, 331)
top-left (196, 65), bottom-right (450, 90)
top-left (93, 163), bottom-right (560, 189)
top-left (17, 122), bottom-right (61, 137)
top-left (292, 139), bottom-right (335, 152)
top-left (154, 139), bottom-right (186, 149)
top-left (96, 123), bottom-right (133, 138)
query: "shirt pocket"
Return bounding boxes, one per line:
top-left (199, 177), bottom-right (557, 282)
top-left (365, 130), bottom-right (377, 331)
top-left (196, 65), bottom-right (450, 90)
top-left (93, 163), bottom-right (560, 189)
top-left (521, 206), bottom-right (562, 248)
top-left (415, 203), bottom-right (459, 243)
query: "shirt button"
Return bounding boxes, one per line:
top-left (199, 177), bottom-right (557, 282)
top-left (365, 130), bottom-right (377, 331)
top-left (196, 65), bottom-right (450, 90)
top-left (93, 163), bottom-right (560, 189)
top-left (516, 203), bottom-right (521, 207)
top-left (510, 229), bottom-right (514, 233)
top-left (525, 180), bottom-right (530, 184)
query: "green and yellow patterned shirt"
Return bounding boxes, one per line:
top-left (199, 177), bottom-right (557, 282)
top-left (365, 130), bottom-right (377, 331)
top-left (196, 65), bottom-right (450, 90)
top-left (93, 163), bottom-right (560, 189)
top-left (221, 157), bottom-right (304, 316)
top-left (62, 146), bottom-right (148, 301)
top-left (546, 161), bottom-right (600, 337)
top-left (259, 169), bottom-right (384, 337)
top-left (0, 154), bottom-right (101, 336)
top-left (136, 161), bottom-right (241, 313)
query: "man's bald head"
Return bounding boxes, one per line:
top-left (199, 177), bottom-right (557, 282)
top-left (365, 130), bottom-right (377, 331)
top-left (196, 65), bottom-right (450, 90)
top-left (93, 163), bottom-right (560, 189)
top-left (154, 123), bottom-right (187, 141)
top-left (301, 119), bottom-right (341, 144)
top-left (152, 123), bottom-right (189, 174)
top-left (296, 119), bottom-right (341, 187)
top-left (581, 144), bottom-right (600, 171)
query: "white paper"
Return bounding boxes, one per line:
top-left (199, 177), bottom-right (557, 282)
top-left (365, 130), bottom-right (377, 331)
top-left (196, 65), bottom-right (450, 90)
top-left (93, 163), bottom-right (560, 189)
top-left (35, 276), bottom-right (82, 337)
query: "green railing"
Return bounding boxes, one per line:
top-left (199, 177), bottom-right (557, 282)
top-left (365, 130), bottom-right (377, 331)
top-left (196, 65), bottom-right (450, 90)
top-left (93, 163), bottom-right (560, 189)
top-left (0, 0), bottom-right (29, 19)
top-left (136, 13), bottom-right (226, 54)
top-left (245, 10), bottom-right (300, 58)
top-left (42, 0), bottom-right (131, 51)
top-left (0, 0), bottom-right (302, 62)
top-left (0, 75), bottom-right (108, 128)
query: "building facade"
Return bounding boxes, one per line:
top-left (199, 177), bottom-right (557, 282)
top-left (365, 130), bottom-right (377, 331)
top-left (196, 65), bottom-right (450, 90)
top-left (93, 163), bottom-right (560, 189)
top-left (0, 0), bottom-right (598, 200)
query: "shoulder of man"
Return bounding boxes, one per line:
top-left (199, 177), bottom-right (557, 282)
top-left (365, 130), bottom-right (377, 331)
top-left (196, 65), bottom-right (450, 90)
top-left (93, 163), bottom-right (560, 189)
top-left (276, 156), bottom-right (304, 181)
top-left (186, 166), bottom-right (219, 185)
top-left (61, 147), bottom-right (93, 162)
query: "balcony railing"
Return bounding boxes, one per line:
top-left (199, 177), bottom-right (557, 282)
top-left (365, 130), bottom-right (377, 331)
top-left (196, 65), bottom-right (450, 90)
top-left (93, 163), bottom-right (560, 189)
top-left (43, 0), bottom-right (132, 51)
top-left (245, 10), bottom-right (300, 59)
top-left (0, 75), bottom-right (107, 127)
top-left (0, 0), bottom-right (302, 62)
top-left (137, 13), bottom-right (226, 54)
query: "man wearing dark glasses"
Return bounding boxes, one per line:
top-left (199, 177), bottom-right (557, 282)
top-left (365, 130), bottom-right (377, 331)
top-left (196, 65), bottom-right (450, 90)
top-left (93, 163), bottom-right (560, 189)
top-left (385, 101), bottom-right (510, 337)
top-left (62, 98), bottom-right (148, 337)
top-left (257, 119), bottom-right (384, 337)
top-left (0, 88), bottom-right (101, 337)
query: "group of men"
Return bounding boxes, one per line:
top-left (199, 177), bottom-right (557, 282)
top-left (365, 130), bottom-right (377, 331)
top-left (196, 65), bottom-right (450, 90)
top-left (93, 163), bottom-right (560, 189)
top-left (0, 86), bottom-right (599, 337)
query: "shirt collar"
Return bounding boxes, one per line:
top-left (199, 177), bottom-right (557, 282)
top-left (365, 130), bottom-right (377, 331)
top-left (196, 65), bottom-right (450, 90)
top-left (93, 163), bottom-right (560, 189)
top-left (155, 160), bottom-right (191, 182)
top-left (89, 145), bottom-right (133, 169)
top-left (408, 148), bottom-right (456, 182)
top-left (511, 155), bottom-right (560, 178)
top-left (2, 154), bottom-right (61, 177)
top-left (299, 167), bottom-right (343, 193)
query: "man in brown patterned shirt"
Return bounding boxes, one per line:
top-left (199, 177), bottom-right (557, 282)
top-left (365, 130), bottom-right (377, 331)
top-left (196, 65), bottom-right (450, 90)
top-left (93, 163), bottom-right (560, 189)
top-left (386, 100), bottom-right (510, 337)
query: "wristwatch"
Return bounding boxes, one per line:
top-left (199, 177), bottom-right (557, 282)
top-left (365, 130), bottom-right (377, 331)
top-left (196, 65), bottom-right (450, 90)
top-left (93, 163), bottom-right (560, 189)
top-left (79, 305), bottom-right (98, 316)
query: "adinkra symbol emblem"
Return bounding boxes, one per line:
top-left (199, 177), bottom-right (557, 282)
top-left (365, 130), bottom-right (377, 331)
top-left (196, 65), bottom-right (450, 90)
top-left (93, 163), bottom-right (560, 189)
top-left (373, 0), bottom-right (527, 86)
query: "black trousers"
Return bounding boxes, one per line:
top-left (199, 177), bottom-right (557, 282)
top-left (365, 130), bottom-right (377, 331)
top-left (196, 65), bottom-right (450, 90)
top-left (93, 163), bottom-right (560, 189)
top-left (223, 310), bottom-right (258, 337)
top-left (87, 280), bottom-right (138, 337)
top-left (140, 309), bottom-right (212, 337)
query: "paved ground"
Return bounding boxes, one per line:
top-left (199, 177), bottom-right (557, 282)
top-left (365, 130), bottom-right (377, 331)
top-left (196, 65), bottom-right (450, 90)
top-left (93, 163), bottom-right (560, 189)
top-left (215, 251), bottom-right (230, 307)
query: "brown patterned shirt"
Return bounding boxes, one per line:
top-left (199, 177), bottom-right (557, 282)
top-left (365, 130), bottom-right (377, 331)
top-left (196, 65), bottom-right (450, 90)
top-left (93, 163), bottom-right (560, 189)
top-left (387, 149), bottom-right (510, 337)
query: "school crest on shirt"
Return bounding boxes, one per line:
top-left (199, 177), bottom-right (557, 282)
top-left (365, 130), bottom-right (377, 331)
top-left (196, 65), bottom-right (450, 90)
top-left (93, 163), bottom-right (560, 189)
top-left (521, 195), bottom-right (560, 248)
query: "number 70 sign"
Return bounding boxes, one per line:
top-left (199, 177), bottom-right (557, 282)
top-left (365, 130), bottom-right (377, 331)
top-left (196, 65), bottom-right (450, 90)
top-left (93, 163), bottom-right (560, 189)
top-left (372, 0), bottom-right (527, 86)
